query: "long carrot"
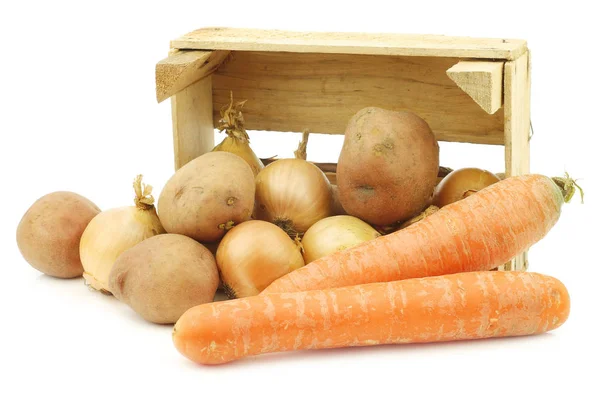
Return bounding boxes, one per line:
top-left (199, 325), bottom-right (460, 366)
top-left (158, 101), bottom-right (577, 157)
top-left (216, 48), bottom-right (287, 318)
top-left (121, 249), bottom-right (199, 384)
top-left (173, 271), bottom-right (570, 365)
top-left (262, 174), bottom-right (580, 294)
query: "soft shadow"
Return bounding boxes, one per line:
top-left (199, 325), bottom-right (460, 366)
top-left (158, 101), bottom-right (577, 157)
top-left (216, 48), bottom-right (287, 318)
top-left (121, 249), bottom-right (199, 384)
top-left (213, 289), bottom-right (229, 302)
top-left (35, 273), bottom-right (83, 284)
top-left (34, 273), bottom-right (225, 330)
top-left (36, 273), bottom-right (127, 304)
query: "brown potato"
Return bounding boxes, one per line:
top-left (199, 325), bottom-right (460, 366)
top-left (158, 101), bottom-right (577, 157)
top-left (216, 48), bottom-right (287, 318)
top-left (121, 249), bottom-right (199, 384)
top-left (17, 191), bottom-right (100, 278)
top-left (108, 234), bottom-right (219, 324)
top-left (337, 107), bottom-right (439, 225)
top-left (158, 152), bottom-right (255, 242)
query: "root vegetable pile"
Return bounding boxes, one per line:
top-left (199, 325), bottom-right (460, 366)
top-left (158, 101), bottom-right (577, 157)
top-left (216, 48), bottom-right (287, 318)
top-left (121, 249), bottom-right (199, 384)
top-left (16, 98), bottom-right (580, 366)
top-left (263, 174), bottom-right (575, 294)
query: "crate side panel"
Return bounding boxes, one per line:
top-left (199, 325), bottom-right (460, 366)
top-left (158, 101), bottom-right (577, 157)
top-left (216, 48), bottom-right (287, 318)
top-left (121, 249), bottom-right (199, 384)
top-left (211, 52), bottom-right (504, 145)
top-left (173, 28), bottom-right (526, 60)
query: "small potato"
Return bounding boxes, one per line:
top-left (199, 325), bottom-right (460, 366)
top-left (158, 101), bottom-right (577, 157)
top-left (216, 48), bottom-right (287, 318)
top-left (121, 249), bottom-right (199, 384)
top-left (158, 152), bottom-right (255, 242)
top-left (17, 192), bottom-right (100, 278)
top-left (109, 234), bottom-right (219, 324)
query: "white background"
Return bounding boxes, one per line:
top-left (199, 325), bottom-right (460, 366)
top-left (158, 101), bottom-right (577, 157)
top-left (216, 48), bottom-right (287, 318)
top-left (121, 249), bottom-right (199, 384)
top-left (1, 1), bottom-right (598, 399)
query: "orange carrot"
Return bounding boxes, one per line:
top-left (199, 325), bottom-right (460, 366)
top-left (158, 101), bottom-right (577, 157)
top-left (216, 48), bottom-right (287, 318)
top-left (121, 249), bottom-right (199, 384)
top-left (173, 271), bottom-right (570, 365)
top-left (262, 174), bottom-right (580, 294)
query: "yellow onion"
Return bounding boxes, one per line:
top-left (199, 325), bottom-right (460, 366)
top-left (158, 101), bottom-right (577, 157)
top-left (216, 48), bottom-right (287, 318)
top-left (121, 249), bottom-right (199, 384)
top-left (301, 215), bottom-right (380, 263)
top-left (79, 175), bottom-right (165, 293)
top-left (212, 92), bottom-right (263, 176)
top-left (216, 220), bottom-right (304, 298)
top-left (255, 159), bottom-right (333, 237)
top-left (433, 167), bottom-right (500, 207)
top-left (254, 131), bottom-right (333, 237)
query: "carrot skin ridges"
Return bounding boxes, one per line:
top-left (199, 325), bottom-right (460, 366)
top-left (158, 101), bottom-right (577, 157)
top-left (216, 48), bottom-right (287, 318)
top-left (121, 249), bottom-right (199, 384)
top-left (263, 174), bottom-right (564, 294)
top-left (173, 271), bottom-right (570, 365)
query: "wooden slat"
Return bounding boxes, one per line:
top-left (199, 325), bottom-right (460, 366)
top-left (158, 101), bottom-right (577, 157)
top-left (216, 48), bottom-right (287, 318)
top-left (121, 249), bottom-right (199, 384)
top-left (156, 50), bottom-right (230, 103)
top-left (171, 77), bottom-right (215, 170)
top-left (211, 51), bottom-right (504, 144)
top-left (447, 61), bottom-right (504, 114)
top-left (504, 52), bottom-right (531, 177)
top-left (501, 51), bottom-right (531, 272)
top-left (172, 28), bottom-right (527, 60)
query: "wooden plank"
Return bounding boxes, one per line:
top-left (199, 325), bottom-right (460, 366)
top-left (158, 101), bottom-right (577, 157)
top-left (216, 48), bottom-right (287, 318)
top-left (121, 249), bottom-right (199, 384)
top-left (447, 61), bottom-right (504, 114)
top-left (504, 52), bottom-right (531, 177)
top-left (501, 51), bottom-right (531, 271)
top-left (171, 76), bottom-right (215, 170)
top-left (156, 50), bottom-right (230, 103)
top-left (211, 51), bottom-right (504, 144)
top-left (172, 28), bottom-right (527, 60)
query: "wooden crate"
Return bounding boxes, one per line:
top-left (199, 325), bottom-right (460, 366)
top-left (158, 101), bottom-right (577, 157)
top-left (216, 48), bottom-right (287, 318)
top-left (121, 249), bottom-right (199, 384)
top-left (155, 27), bottom-right (531, 272)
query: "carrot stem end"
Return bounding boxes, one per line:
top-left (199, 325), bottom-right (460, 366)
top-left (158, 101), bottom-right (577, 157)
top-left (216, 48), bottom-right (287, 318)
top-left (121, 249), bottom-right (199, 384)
top-left (552, 173), bottom-right (584, 204)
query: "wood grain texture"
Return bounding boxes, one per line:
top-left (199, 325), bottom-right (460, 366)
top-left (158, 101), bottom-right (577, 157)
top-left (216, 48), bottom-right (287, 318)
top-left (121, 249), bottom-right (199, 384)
top-left (156, 50), bottom-right (229, 103)
top-left (502, 51), bottom-right (531, 272)
top-left (211, 51), bottom-right (505, 144)
top-left (171, 76), bottom-right (215, 170)
top-left (447, 61), bottom-right (504, 114)
top-left (172, 28), bottom-right (527, 60)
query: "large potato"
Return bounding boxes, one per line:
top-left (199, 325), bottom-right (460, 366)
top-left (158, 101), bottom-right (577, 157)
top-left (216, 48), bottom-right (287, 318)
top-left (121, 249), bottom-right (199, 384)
top-left (17, 192), bottom-right (100, 278)
top-left (337, 107), bottom-right (439, 225)
top-left (108, 234), bottom-right (219, 324)
top-left (158, 152), bottom-right (255, 242)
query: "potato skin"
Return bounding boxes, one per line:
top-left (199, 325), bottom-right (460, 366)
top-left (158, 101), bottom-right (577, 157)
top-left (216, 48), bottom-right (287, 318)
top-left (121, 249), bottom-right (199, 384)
top-left (108, 234), bottom-right (219, 324)
top-left (337, 107), bottom-right (439, 225)
top-left (16, 191), bottom-right (100, 278)
top-left (158, 152), bottom-right (255, 242)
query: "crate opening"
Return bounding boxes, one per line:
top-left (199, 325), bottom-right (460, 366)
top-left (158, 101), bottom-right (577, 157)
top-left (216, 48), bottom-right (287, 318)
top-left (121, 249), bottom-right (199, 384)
top-left (211, 51), bottom-right (505, 146)
top-left (214, 129), bottom-right (505, 177)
